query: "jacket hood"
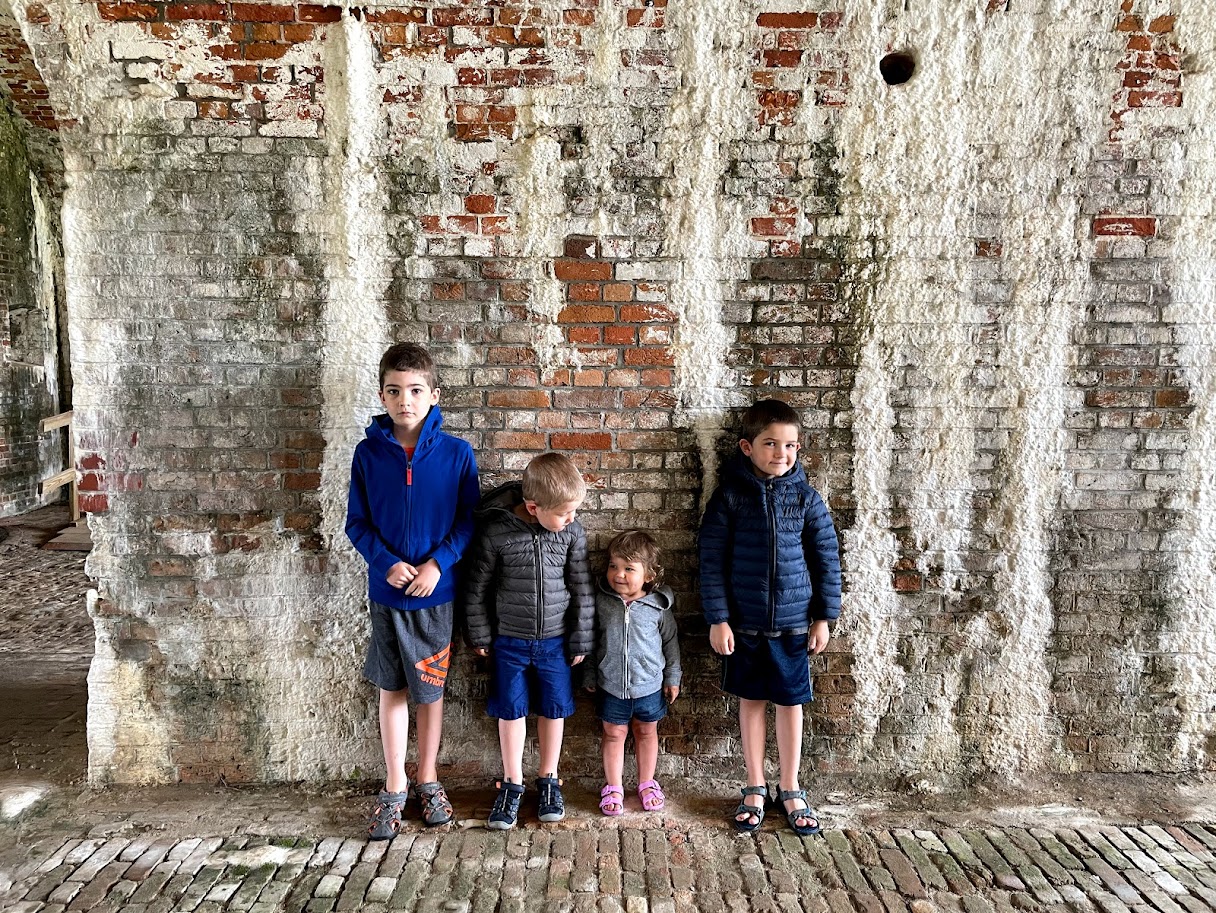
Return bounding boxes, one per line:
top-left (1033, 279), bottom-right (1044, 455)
top-left (365, 405), bottom-right (444, 453)
top-left (597, 579), bottom-right (674, 610)
top-left (723, 448), bottom-right (808, 489)
top-left (476, 480), bottom-right (528, 521)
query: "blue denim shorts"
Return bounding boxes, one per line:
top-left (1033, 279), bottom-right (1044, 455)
top-left (487, 635), bottom-right (575, 720)
top-left (721, 631), bottom-right (813, 706)
top-left (596, 689), bottom-right (667, 726)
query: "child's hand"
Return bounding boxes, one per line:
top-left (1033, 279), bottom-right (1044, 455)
top-left (570, 654), bottom-right (585, 666)
top-left (664, 684), bottom-right (680, 704)
top-left (808, 620), bottom-right (831, 654)
top-left (709, 622), bottom-right (735, 655)
top-left (473, 647), bottom-right (489, 657)
top-left (405, 559), bottom-right (441, 597)
top-left (585, 683), bottom-right (596, 693)
top-left (386, 561), bottom-right (416, 589)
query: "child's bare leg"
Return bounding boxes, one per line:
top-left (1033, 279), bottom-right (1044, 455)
top-left (414, 697), bottom-right (444, 783)
top-left (737, 698), bottom-right (767, 824)
top-left (499, 717), bottom-right (527, 783)
top-left (631, 720), bottom-right (659, 784)
top-left (602, 722), bottom-right (628, 786)
top-left (379, 688), bottom-right (411, 793)
top-left (536, 716), bottom-right (565, 777)
top-left (775, 703), bottom-right (813, 825)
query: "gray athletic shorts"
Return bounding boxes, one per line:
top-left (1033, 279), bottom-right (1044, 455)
top-left (363, 600), bottom-right (453, 703)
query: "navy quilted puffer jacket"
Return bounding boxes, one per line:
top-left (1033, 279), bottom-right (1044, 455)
top-left (699, 451), bottom-right (841, 634)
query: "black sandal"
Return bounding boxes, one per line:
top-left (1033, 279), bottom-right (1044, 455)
top-left (777, 788), bottom-right (821, 836)
top-left (415, 781), bottom-right (453, 827)
top-left (733, 784), bottom-right (768, 832)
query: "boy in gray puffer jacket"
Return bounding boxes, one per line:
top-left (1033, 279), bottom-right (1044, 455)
top-left (463, 453), bottom-right (595, 829)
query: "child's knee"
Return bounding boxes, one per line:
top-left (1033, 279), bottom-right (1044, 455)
top-left (630, 720), bottom-right (658, 741)
top-left (602, 722), bottom-right (628, 744)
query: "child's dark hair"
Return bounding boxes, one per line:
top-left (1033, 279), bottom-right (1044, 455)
top-left (606, 530), bottom-right (663, 589)
top-left (741, 398), bottom-right (801, 443)
top-left (379, 343), bottom-right (438, 390)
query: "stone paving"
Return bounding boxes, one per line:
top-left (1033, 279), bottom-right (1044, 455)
top-left (6, 814), bottom-right (1216, 913)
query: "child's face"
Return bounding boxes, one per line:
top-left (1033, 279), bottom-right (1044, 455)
top-left (526, 498), bottom-right (582, 533)
top-left (606, 554), bottom-right (653, 602)
top-left (379, 369), bottom-right (439, 438)
top-left (740, 421), bottom-right (801, 479)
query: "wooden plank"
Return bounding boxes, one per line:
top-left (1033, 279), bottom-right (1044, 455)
top-left (42, 523), bottom-right (92, 552)
top-left (39, 468), bottom-right (76, 494)
top-left (38, 410), bottom-right (73, 433)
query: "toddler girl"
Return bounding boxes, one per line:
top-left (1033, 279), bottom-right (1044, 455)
top-left (587, 531), bottom-right (681, 815)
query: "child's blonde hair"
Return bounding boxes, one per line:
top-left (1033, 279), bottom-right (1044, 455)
top-left (522, 452), bottom-right (587, 509)
top-left (607, 530), bottom-right (663, 589)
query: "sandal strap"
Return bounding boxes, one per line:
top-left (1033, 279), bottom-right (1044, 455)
top-left (778, 788), bottom-right (807, 803)
top-left (600, 784), bottom-right (624, 798)
top-left (415, 782), bottom-right (452, 817)
top-left (740, 785), bottom-right (768, 798)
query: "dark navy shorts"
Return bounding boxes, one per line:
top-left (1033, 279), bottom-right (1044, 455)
top-left (487, 635), bottom-right (575, 720)
top-left (721, 631), bottom-right (813, 706)
top-left (596, 689), bottom-right (667, 726)
top-left (363, 600), bottom-right (453, 704)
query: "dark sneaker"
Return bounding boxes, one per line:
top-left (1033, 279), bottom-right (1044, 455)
top-left (536, 775), bottom-right (565, 823)
top-left (488, 780), bottom-right (525, 830)
top-left (368, 789), bottom-right (408, 840)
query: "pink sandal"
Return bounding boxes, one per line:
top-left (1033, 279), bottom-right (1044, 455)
top-left (637, 779), bottom-right (665, 811)
top-left (599, 784), bottom-right (624, 816)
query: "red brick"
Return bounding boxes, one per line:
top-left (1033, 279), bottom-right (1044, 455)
top-left (573, 369), bottom-right (605, 387)
top-left (893, 571), bottom-right (922, 593)
top-left (490, 431), bottom-right (546, 449)
top-left (25, 3), bottom-right (50, 23)
top-left (1128, 90), bottom-right (1181, 107)
top-left (480, 216), bottom-right (512, 234)
top-left (433, 7), bottom-right (493, 26)
top-left (232, 3), bottom-right (295, 22)
top-left (78, 493), bottom-right (109, 514)
top-left (487, 346), bottom-right (537, 365)
top-left (488, 389), bottom-right (552, 408)
top-left (1155, 389), bottom-right (1189, 408)
top-left (298, 4), bottom-right (343, 23)
top-left (762, 49), bottom-right (803, 68)
top-left (558, 304), bottom-right (615, 323)
top-left (1148, 15), bottom-right (1175, 32)
top-left (283, 23), bottom-right (315, 42)
top-left (245, 42), bottom-right (290, 60)
top-left (756, 12), bottom-right (817, 28)
top-left (564, 9), bottom-right (595, 26)
top-left (555, 259), bottom-right (612, 281)
top-left (564, 235), bottom-right (600, 259)
top-left (604, 283), bottom-right (633, 302)
top-left (751, 217), bottom-right (797, 237)
top-left (284, 472), bottom-right (321, 490)
top-left (640, 368), bottom-right (673, 387)
top-left (458, 67), bottom-right (488, 86)
top-left (604, 325), bottom-right (636, 345)
top-left (568, 282), bottom-right (603, 302)
top-left (1115, 15), bottom-right (1143, 32)
top-left (1093, 216), bottom-right (1157, 236)
top-left (566, 326), bottom-right (601, 344)
top-left (97, 2), bottom-right (159, 21)
top-left (758, 89), bottom-right (801, 110)
top-left (464, 194), bottom-right (496, 214)
top-left (433, 282), bottom-right (465, 300)
top-left (975, 239), bottom-right (1003, 258)
top-left (552, 432), bottom-right (611, 450)
top-left (365, 8), bottom-right (427, 23)
top-left (621, 303), bottom-right (675, 322)
top-left (166, 3), bottom-right (226, 21)
top-left (624, 347), bottom-right (674, 366)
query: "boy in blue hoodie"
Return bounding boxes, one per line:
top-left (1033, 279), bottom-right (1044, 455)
top-left (699, 399), bottom-right (841, 837)
top-left (346, 343), bottom-right (480, 838)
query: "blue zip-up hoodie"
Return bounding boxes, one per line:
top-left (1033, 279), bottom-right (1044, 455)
top-left (345, 406), bottom-right (480, 611)
top-left (699, 450), bottom-right (841, 634)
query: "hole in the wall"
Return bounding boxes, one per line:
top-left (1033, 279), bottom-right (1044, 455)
top-left (879, 51), bottom-right (917, 86)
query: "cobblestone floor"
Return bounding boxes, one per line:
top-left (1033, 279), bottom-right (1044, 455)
top-left (3, 505), bottom-right (1216, 912)
top-left (6, 816), bottom-right (1216, 913)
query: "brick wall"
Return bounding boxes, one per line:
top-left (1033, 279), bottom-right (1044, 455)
top-left (10, 0), bottom-right (1216, 785)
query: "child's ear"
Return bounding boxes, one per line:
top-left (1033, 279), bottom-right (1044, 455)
top-left (739, 438), bottom-right (753, 456)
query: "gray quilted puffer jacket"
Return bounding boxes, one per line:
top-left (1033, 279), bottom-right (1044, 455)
top-left (462, 482), bottom-right (595, 658)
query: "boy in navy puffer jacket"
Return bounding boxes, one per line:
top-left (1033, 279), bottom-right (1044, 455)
top-left (699, 399), bottom-right (841, 836)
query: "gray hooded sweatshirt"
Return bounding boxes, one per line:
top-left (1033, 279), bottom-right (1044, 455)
top-left (588, 581), bottom-right (682, 700)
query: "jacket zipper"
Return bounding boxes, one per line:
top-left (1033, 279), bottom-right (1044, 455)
top-left (623, 600), bottom-right (631, 698)
top-left (767, 480), bottom-right (777, 632)
top-left (533, 529), bottom-right (543, 639)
